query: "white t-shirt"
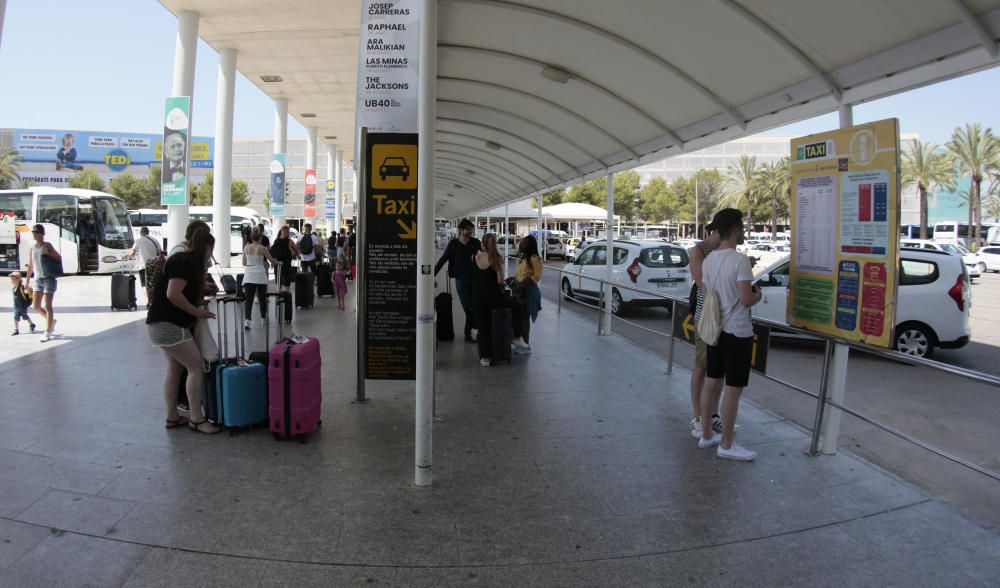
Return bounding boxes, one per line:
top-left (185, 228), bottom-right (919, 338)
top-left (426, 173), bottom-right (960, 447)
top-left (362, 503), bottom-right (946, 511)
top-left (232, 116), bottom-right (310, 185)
top-left (133, 234), bottom-right (162, 265)
top-left (701, 248), bottom-right (754, 338)
top-left (298, 234), bottom-right (321, 262)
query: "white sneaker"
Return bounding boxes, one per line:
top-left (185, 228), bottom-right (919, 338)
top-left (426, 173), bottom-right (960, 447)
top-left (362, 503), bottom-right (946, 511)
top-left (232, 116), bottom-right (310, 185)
top-left (512, 338), bottom-right (531, 354)
top-left (513, 344), bottom-right (532, 355)
top-left (479, 358), bottom-right (491, 367)
top-left (717, 443), bottom-right (757, 461)
top-left (690, 418), bottom-right (702, 439)
top-left (40, 332), bottom-right (51, 343)
top-left (697, 432), bottom-right (722, 448)
top-left (244, 319), bottom-right (252, 330)
top-left (470, 328), bottom-right (479, 341)
top-left (711, 414), bottom-right (723, 433)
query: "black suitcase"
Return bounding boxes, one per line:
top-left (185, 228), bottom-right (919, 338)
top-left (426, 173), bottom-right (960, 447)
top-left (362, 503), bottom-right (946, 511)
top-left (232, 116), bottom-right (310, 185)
top-left (315, 263), bottom-right (334, 297)
top-left (220, 274), bottom-right (239, 295)
top-left (492, 307), bottom-right (513, 364)
top-left (295, 272), bottom-right (315, 308)
top-left (111, 272), bottom-right (137, 311)
top-left (435, 292), bottom-right (454, 341)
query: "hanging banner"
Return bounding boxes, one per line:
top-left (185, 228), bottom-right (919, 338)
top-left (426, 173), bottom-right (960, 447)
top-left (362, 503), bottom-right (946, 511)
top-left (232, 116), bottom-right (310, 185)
top-left (269, 153), bottom-right (286, 217)
top-left (304, 169), bottom-right (317, 218)
top-left (160, 96), bottom-right (191, 206)
top-left (355, 0), bottom-right (420, 134)
top-left (363, 132), bottom-right (418, 380)
top-left (326, 180), bottom-right (337, 220)
top-left (788, 118), bottom-right (901, 348)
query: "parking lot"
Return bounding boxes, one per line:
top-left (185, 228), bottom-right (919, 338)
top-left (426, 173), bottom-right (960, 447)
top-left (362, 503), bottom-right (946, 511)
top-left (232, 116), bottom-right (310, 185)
top-left (537, 260), bottom-right (1000, 529)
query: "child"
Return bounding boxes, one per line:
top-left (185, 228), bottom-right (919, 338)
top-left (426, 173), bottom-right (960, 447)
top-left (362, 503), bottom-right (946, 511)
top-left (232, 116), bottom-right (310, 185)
top-left (333, 260), bottom-right (349, 310)
top-left (10, 272), bottom-right (37, 336)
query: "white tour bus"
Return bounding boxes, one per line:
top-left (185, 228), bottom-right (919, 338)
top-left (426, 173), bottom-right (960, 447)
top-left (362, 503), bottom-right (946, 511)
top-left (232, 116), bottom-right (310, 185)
top-left (0, 188), bottom-right (135, 274)
top-left (128, 206), bottom-right (265, 254)
top-left (933, 220), bottom-right (997, 246)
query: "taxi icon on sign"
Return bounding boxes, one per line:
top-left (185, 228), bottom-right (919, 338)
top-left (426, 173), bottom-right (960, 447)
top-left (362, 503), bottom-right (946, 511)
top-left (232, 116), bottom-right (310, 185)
top-left (379, 157), bottom-right (409, 182)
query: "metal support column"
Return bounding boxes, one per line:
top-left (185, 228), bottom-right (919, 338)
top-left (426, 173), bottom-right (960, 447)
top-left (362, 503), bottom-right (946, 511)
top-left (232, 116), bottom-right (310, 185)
top-left (601, 173), bottom-right (614, 335)
top-left (504, 203), bottom-right (509, 276)
top-left (326, 145), bottom-right (335, 225)
top-left (166, 10), bottom-right (199, 250)
top-left (414, 0), bottom-right (437, 488)
top-left (271, 98), bottom-right (288, 229)
top-left (335, 149), bottom-right (344, 233)
top-left (212, 47), bottom-right (236, 266)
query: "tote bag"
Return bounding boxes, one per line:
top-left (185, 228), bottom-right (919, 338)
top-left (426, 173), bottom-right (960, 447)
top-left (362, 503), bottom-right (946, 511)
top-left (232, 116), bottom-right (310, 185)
top-left (194, 319), bottom-right (220, 372)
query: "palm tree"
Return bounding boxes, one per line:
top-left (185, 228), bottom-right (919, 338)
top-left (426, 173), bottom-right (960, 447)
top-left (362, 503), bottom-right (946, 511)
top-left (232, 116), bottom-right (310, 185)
top-left (901, 140), bottom-right (957, 240)
top-left (947, 123), bottom-right (999, 249)
top-left (758, 158), bottom-right (790, 240)
top-left (723, 155), bottom-right (762, 230)
top-left (0, 143), bottom-right (22, 189)
top-left (957, 188), bottom-right (975, 234)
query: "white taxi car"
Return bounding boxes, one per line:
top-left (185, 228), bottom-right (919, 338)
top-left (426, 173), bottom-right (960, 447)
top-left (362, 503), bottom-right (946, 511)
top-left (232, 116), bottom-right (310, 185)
top-left (753, 250), bottom-right (970, 358)
top-left (901, 239), bottom-right (981, 279)
top-left (560, 240), bottom-right (691, 315)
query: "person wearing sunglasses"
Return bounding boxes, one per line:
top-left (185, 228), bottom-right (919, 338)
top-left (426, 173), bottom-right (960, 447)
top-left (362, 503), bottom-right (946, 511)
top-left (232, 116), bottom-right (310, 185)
top-left (25, 224), bottom-right (62, 342)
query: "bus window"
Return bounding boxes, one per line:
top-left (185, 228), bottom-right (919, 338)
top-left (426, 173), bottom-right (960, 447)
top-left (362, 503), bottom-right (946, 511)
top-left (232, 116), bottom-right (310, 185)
top-left (37, 194), bottom-right (79, 237)
top-left (0, 192), bottom-right (34, 220)
top-left (94, 198), bottom-right (135, 249)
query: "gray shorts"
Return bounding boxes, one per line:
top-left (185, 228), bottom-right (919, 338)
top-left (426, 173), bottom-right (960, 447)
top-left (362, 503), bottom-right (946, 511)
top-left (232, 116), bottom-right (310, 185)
top-left (147, 322), bottom-right (193, 348)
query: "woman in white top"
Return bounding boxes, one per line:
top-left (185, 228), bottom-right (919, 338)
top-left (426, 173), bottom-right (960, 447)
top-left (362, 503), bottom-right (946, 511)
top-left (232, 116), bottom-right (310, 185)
top-left (25, 224), bottom-right (62, 342)
top-left (242, 227), bottom-right (282, 330)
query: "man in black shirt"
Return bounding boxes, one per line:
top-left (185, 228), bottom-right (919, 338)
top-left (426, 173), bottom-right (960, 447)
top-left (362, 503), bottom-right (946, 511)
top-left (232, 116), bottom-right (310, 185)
top-left (434, 219), bottom-right (482, 342)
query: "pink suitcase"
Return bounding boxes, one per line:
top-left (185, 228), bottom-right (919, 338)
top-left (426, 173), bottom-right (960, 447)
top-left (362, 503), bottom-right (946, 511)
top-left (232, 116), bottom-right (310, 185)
top-left (268, 336), bottom-right (322, 440)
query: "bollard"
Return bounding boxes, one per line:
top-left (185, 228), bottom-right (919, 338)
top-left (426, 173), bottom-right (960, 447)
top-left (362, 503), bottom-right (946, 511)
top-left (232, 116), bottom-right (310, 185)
top-left (667, 299), bottom-right (676, 375)
top-left (809, 339), bottom-right (834, 455)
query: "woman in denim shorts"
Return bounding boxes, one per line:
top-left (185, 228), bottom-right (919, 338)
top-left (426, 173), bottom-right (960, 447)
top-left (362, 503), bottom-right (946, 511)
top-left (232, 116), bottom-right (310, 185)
top-left (26, 224), bottom-right (61, 342)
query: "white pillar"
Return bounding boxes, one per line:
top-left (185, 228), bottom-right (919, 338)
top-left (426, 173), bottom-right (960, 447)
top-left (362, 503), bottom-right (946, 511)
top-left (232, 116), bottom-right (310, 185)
top-left (272, 97), bottom-right (288, 229)
top-left (166, 10), bottom-right (199, 250)
top-left (326, 144), bottom-right (335, 226)
top-left (414, 0), bottom-right (437, 488)
top-left (820, 104), bottom-right (854, 455)
top-left (486, 211), bottom-right (491, 235)
top-left (306, 126), bottom-right (317, 226)
top-left (504, 203), bottom-right (509, 276)
top-left (335, 149), bottom-right (344, 233)
top-left (211, 47), bottom-right (236, 267)
top-left (601, 174), bottom-right (614, 335)
top-left (0, 0), bottom-right (8, 51)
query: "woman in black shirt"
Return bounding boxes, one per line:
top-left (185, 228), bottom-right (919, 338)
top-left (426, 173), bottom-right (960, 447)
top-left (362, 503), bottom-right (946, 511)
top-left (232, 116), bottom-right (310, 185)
top-left (269, 225), bottom-right (300, 292)
top-left (147, 228), bottom-right (222, 434)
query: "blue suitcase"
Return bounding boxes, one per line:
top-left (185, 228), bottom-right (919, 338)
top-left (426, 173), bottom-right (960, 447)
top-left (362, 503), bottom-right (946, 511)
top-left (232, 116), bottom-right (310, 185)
top-left (205, 297), bottom-right (268, 431)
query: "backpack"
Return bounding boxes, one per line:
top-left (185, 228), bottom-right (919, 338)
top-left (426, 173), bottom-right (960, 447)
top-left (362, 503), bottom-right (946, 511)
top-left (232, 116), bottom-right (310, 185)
top-left (696, 285), bottom-right (723, 346)
top-left (298, 234), bottom-right (313, 255)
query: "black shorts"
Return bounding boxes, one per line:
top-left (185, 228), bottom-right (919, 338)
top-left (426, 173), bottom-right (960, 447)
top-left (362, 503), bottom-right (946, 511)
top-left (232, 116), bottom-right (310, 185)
top-left (138, 269), bottom-right (147, 287)
top-left (706, 331), bottom-right (754, 387)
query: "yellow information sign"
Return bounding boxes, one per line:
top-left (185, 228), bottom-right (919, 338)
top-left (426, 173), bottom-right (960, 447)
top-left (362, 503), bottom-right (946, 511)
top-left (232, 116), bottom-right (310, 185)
top-left (788, 118), bottom-right (900, 348)
top-left (371, 143), bottom-right (417, 190)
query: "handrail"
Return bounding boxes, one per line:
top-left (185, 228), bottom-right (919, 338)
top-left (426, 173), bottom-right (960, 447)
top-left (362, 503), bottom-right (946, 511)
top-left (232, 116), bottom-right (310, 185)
top-left (549, 264), bottom-right (1000, 482)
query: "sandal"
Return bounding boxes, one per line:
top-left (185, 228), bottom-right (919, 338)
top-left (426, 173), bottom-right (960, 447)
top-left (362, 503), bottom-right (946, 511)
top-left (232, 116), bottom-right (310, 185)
top-left (188, 419), bottom-right (223, 435)
top-left (165, 416), bottom-right (190, 429)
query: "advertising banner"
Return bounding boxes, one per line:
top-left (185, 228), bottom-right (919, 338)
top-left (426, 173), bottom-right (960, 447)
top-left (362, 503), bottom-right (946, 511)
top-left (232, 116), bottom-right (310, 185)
top-left (326, 180), bottom-right (337, 220)
top-left (363, 132), bottom-right (418, 380)
top-left (14, 128), bottom-right (213, 171)
top-left (269, 154), bottom-right (286, 217)
top-left (304, 169), bottom-right (317, 218)
top-left (355, 0), bottom-right (420, 134)
top-left (788, 118), bottom-right (901, 348)
top-left (160, 97), bottom-right (191, 206)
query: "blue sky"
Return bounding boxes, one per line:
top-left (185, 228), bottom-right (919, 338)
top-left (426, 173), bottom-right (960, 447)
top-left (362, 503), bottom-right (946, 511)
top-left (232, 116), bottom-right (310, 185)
top-left (1, 0), bottom-right (999, 144)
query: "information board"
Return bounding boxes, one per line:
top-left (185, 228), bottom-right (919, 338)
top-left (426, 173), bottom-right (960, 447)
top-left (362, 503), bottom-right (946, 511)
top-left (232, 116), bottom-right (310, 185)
top-left (355, 0), bottom-right (420, 134)
top-left (788, 119), bottom-right (900, 348)
top-left (269, 154), bottom-right (286, 217)
top-left (363, 132), bottom-right (418, 380)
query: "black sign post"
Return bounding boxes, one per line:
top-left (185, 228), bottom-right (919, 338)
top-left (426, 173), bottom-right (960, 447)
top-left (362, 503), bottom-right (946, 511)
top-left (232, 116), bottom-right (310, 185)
top-left (360, 132), bottom-right (419, 381)
top-left (671, 302), bottom-right (770, 375)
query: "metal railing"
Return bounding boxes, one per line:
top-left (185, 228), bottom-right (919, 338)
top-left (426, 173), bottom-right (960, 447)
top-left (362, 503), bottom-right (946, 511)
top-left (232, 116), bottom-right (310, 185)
top-left (546, 266), bottom-right (1000, 483)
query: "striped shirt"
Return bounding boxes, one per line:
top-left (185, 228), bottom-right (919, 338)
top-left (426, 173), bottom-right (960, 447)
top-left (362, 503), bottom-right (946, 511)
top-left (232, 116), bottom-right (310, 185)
top-left (692, 240), bottom-right (712, 325)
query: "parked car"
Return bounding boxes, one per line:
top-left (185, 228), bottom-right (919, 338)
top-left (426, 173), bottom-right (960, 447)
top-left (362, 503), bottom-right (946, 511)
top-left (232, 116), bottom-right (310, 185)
top-left (753, 250), bottom-right (970, 358)
top-left (566, 238), bottom-right (582, 261)
top-left (497, 235), bottom-right (519, 257)
top-left (979, 246), bottom-right (1000, 272)
top-left (901, 239), bottom-right (981, 279)
top-left (560, 240), bottom-right (691, 316)
top-left (543, 237), bottom-right (566, 260)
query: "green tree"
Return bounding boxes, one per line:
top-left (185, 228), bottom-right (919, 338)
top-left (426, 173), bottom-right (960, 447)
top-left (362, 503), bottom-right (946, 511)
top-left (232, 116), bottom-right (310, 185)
top-left (757, 158), bottom-right (791, 239)
top-left (0, 143), bottom-right (22, 189)
top-left (901, 140), bottom-right (957, 240)
top-left (145, 165), bottom-right (162, 205)
top-left (947, 123), bottom-right (999, 249)
top-left (638, 177), bottom-right (678, 222)
top-left (68, 170), bottom-right (105, 191)
top-left (674, 168), bottom-right (726, 234)
top-left (722, 155), bottom-right (763, 230)
top-left (565, 178), bottom-right (604, 207)
top-left (530, 189), bottom-right (566, 208)
top-left (611, 170), bottom-right (641, 221)
top-left (108, 172), bottom-right (155, 209)
top-left (19, 177), bottom-right (35, 189)
top-left (191, 170), bottom-right (252, 206)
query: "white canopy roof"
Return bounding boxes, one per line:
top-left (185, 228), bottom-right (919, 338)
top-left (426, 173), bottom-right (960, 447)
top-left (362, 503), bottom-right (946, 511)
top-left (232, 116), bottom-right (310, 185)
top-left (479, 200), bottom-right (616, 221)
top-left (158, 0), bottom-right (1000, 218)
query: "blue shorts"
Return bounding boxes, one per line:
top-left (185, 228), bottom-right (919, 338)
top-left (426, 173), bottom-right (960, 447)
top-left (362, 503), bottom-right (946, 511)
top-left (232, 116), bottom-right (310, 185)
top-left (33, 277), bottom-right (57, 294)
top-left (13, 307), bottom-right (30, 321)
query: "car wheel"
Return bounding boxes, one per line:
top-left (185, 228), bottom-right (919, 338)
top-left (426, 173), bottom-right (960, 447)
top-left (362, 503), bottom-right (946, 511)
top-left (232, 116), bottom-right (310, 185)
top-left (611, 289), bottom-right (626, 316)
top-left (894, 323), bottom-right (935, 359)
top-left (561, 278), bottom-right (574, 300)
top-left (978, 262), bottom-right (987, 273)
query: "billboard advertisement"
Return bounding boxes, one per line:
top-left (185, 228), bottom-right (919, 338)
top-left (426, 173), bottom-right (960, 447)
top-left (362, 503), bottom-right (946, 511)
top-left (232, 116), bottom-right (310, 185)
top-left (326, 180), bottom-right (336, 220)
top-left (161, 97), bottom-right (191, 206)
top-left (269, 154), bottom-right (286, 216)
top-left (304, 169), bottom-right (317, 218)
top-left (788, 118), bottom-right (901, 349)
top-left (13, 128), bottom-right (213, 172)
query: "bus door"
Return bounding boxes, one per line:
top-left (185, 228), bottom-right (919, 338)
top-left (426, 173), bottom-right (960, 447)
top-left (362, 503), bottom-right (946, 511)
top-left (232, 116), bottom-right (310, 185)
top-left (37, 193), bottom-right (81, 274)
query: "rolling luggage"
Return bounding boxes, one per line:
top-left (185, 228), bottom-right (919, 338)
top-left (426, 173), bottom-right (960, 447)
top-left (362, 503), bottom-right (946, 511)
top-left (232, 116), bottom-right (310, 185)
top-left (295, 271), bottom-right (315, 308)
top-left (248, 294), bottom-right (287, 367)
top-left (268, 335), bottom-right (322, 441)
top-left (435, 278), bottom-right (454, 341)
top-left (491, 307), bottom-right (513, 364)
top-left (205, 297), bottom-right (268, 431)
top-left (111, 271), bottom-right (138, 311)
top-left (315, 263), bottom-right (334, 298)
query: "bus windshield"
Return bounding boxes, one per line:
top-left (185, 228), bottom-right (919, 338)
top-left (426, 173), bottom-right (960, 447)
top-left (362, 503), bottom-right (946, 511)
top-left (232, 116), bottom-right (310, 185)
top-left (0, 192), bottom-right (34, 220)
top-left (95, 198), bottom-right (134, 249)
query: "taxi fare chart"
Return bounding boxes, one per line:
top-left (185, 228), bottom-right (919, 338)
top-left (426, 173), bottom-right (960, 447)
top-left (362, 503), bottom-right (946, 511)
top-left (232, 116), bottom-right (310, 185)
top-left (364, 133), bottom-right (418, 380)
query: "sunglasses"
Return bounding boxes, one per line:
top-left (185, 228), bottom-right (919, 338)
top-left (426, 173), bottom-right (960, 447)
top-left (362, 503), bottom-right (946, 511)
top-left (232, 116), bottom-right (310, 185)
top-left (31, 230), bottom-right (42, 234)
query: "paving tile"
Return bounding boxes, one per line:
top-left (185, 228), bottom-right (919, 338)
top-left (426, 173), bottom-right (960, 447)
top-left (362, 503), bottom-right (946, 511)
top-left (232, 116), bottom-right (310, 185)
top-left (15, 490), bottom-right (136, 537)
top-left (0, 478), bottom-right (50, 518)
top-left (454, 517), bottom-right (578, 565)
top-left (333, 518), bottom-right (461, 566)
top-left (8, 532), bottom-right (149, 588)
top-left (0, 519), bottom-right (49, 568)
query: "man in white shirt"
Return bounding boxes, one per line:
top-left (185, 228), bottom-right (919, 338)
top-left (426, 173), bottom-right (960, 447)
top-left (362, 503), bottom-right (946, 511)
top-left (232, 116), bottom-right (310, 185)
top-left (297, 223), bottom-right (323, 273)
top-left (697, 208), bottom-right (762, 461)
top-left (127, 227), bottom-right (163, 301)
